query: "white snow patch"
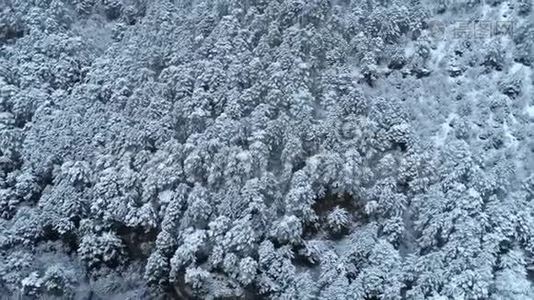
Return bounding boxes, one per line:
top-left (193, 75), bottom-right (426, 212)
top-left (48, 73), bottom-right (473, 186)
top-left (429, 41), bottom-right (447, 70)
top-left (520, 64), bottom-right (533, 117)
top-left (434, 113), bottom-right (457, 146)
top-left (158, 190), bottom-right (173, 203)
top-left (503, 121), bottom-right (518, 149)
top-left (525, 106), bottom-right (534, 119)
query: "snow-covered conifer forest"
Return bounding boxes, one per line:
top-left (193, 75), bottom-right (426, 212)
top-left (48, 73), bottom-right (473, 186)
top-left (1, 0), bottom-right (534, 299)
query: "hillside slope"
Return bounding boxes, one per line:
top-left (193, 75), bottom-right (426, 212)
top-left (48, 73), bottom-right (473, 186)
top-left (0, 0), bottom-right (533, 299)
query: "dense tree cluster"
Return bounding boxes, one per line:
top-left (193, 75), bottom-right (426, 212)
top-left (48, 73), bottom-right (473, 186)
top-left (0, 0), bottom-right (533, 299)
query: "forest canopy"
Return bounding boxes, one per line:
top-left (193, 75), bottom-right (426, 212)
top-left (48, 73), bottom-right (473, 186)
top-left (1, 0), bottom-right (534, 299)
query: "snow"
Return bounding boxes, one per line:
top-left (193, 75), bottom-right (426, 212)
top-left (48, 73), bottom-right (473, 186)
top-left (434, 113), bottom-right (458, 146)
